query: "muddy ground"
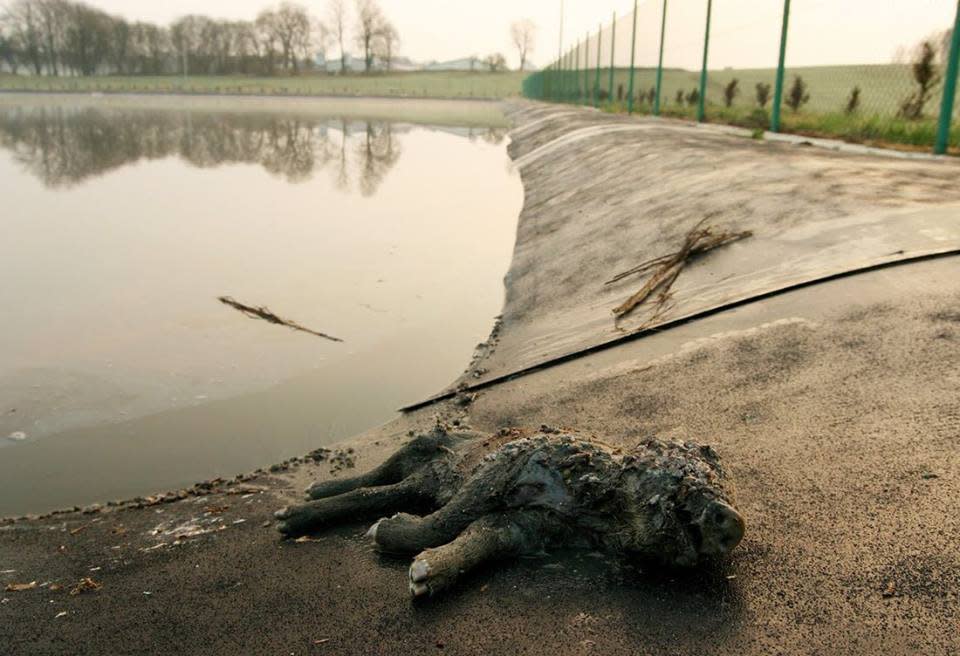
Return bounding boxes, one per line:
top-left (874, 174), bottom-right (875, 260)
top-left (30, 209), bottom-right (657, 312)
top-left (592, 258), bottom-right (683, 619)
top-left (2, 102), bottom-right (959, 655)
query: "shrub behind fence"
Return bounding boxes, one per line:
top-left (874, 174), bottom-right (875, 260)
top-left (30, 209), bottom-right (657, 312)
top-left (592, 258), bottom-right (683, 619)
top-left (523, 0), bottom-right (960, 154)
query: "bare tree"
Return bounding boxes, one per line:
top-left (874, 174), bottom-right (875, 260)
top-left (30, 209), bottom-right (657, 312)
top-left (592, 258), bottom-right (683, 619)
top-left (374, 20), bottom-right (398, 71)
top-left (0, 25), bottom-right (19, 73)
top-left (0, 0), bottom-right (327, 78)
top-left (327, 0), bottom-right (347, 73)
top-left (484, 52), bottom-right (506, 72)
top-left (253, 13), bottom-right (278, 74)
top-left (354, 0), bottom-right (384, 73)
top-left (171, 15), bottom-right (204, 75)
top-left (36, 0), bottom-right (69, 76)
top-left (509, 18), bottom-right (535, 72)
top-left (63, 3), bottom-right (111, 75)
top-left (109, 12), bottom-right (131, 73)
top-left (257, 3), bottom-right (311, 74)
top-left (129, 22), bottom-right (167, 75)
top-left (3, 1), bottom-right (43, 74)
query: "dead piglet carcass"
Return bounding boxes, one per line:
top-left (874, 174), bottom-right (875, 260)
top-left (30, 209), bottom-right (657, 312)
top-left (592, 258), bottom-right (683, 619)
top-left (275, 428), bottom-right (745, 598)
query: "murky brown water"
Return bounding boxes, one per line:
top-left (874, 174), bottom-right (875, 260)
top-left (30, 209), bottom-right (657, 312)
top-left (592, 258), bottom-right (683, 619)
top-left (0, 95), bottom-right (521, 515)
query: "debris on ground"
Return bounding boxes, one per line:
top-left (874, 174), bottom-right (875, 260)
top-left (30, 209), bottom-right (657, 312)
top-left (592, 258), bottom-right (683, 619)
top-left (306, 447), bottom-right (356, 474)
top-left (150, 516), bottom-right (226, 541)
top-left (882, 581), bottom-right (897, 598)
top-left (607, 217), bottom-right (752, 320)
top-left (218, 296), bottom-right (343, 343)
top-left (69, 577), bottom-right (102, 596)
top-left (5, 581), bottom-right (37, 592)
top-left (203, 505), bottom-right (230, 515)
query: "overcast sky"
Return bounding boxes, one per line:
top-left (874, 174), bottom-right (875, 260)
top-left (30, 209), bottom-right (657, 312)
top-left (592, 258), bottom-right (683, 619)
top-left (75, 0), bottom-right (958, 69)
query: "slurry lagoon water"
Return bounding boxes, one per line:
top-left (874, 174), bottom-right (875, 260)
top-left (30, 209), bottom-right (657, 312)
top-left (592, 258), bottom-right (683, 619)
top-left (0, 95), bottom-right (521, 515)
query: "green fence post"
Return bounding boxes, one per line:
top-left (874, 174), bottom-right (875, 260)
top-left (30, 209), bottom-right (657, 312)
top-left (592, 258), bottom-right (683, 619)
top-left (608, 12), bottom-right (617, 104)
top-left (594, 25), bottom-right (603, 107)
top-left (573, 41), bottom-right (579, 103)
top-left (584, 32), bottom-right (591, 105)
top-left (627, 0), bottom-right (639, 114)
top-left (556, 55), bottom-right (561, 101)
top-left (697, 0), bottom-right (713, 122)
top-left (935, 0), bottom-right (960, 154)
top-left (568, 48), bottom-right (574, 102)
top-left (551, 60), bottom-right (558, 100)
top-left (654, 0), bottom-right (668, 115)
top-left (562, 50), bottom-right (568, 102)
top-left (771, 0), bottom-right (792, 133)
top-left (558, 56), bottom-right (564, 101)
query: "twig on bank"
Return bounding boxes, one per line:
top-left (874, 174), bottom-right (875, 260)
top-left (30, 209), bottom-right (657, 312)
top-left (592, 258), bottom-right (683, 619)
top-left (218, 296), bottom-right (344, 343)
top-left (609, 217), bottom-right (752, 320)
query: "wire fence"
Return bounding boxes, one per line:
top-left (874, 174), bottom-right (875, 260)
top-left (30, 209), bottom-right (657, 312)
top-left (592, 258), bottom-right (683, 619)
top-left (523, 0), bottom-right (960, 154)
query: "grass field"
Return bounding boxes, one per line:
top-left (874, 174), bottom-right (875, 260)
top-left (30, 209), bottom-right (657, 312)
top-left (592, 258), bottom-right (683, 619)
top-left (0, 71), bottom-right (527, 100)
top-left (3, 65), bottom-right (956, 151)
top-left (539, 63), bottom-right (959, 152)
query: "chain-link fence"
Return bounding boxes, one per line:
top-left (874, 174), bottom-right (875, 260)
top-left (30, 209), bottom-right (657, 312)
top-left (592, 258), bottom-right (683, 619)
top-left (523, 0), bottom-right (960, 154)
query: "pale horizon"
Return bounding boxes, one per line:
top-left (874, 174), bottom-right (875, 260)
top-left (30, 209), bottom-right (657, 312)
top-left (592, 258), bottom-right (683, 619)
top-left (3, 0), bottom-right (956, 70)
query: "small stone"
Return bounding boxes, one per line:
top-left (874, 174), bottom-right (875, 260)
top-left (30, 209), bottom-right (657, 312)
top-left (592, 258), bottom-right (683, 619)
top-left (6, 431), bottom-right (27, 442)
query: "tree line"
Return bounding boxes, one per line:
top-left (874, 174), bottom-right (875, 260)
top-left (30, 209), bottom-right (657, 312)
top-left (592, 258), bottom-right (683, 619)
top-left (0, 0), bottom-right (401, 76)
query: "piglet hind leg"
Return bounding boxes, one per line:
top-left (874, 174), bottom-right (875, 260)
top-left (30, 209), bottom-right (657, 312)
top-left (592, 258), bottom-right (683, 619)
top-left (408, 511), bottom-right (558, 599)
top-left (276, 478), bottom-right (432, 537)
top-left (306, 429), bottom-right (473, 500)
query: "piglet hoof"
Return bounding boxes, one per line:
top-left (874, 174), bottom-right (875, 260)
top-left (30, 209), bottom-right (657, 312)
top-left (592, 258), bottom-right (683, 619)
top-left (274, 504), bottom-right (316, 538)
top-left (369, 512), bottom-right (423, 554)
top-left (409, 557), bottom-right (433, 598)
top-left (365, 518), bottom-right (384, 540)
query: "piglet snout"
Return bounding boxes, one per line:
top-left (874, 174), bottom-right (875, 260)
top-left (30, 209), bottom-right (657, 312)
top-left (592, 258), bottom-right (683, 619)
top-left (697, 501), bottom-right (745, 556)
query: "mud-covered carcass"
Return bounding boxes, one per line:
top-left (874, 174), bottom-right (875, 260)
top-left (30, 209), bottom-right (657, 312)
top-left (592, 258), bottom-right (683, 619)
top-left (275, 427), bottom-right (745, 597)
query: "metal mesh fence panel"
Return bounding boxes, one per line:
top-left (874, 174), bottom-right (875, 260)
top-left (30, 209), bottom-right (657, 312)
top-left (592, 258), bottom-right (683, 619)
top-left (526, 0), bottom-right (960, 153)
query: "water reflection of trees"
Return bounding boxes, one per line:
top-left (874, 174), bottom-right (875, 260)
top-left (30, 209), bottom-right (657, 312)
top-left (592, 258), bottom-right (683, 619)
top-left (0, 107), bottom-right (508, 193)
